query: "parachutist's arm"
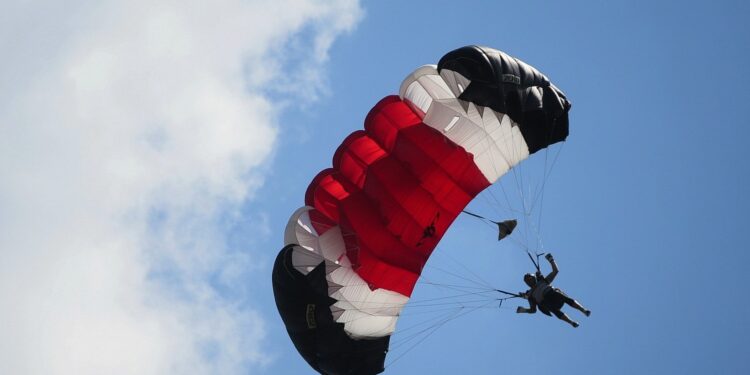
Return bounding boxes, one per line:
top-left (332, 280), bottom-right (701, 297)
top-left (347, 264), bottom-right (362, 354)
top-left (545, 254), bottom-right (559, 283)
top-left (516, 298), bottom-right (537, 314)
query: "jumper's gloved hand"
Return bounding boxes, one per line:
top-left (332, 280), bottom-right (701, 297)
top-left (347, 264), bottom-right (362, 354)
top-left (545, 253), bottom-right (554, 261)
top-left (516, 306), bottom-right (525, 313)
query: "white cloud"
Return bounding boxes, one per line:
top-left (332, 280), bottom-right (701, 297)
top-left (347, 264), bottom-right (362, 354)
top-left (0, 1), bottom-right (362, 374)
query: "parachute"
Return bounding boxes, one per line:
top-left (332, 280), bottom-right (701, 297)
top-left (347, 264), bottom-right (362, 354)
top-left (272, 45), bottom-right (571, 375)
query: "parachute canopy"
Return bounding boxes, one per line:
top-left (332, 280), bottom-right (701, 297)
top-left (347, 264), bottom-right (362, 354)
top-left (272, 45), bottom-right (571, 375)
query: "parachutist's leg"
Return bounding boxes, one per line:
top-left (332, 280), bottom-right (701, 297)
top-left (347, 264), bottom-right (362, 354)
top-left (560, 292), bottom-right (591, 317)
top-left (552, 309), bottom-right (579, 328)
top-left (566, 299), bottom-right (590, 317)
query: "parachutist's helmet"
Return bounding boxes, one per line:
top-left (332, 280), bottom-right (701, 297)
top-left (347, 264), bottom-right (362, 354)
top-left (524, 273), bottom-right (536, 287)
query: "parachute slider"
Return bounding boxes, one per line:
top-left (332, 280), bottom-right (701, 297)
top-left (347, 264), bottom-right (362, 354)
top-left (461, 210), bottom-right (516, 240)
top-left (496, 219), bottom-right (517, 240)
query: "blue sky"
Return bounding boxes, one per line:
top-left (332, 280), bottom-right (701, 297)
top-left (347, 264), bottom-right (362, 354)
top-left (2, 1), bottom-right (748, 374)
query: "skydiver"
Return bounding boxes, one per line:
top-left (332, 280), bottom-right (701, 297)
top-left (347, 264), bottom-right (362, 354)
top-left (516, 253), bottom-right (590, 328)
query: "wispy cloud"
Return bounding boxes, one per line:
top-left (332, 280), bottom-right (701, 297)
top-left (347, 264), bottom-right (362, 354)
top-left (0, 1), bottom-right (361, 374)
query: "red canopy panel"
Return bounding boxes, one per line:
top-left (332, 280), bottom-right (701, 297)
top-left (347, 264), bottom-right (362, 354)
top-left (304, 96), bottom-right (490, 296)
